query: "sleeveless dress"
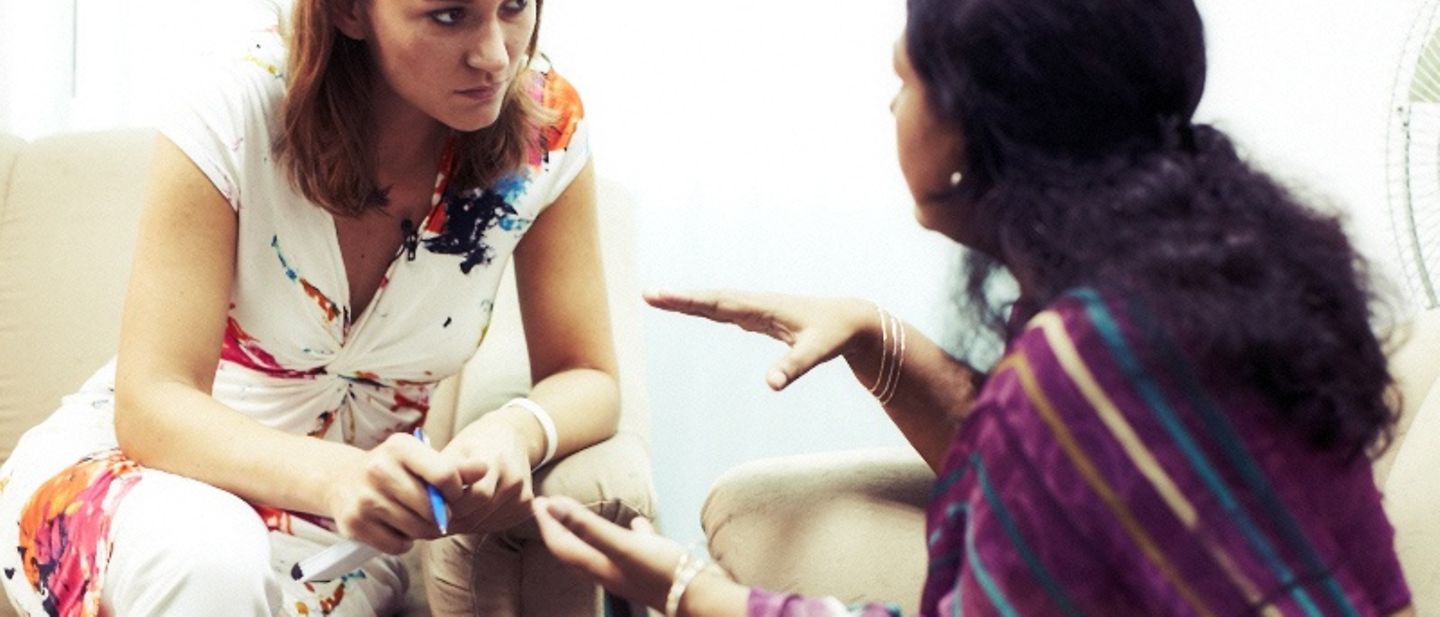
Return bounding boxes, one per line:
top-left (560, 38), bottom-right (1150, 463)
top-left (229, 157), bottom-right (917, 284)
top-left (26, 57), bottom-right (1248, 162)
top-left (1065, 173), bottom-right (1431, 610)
top-left (0, 32), bottom-right (590, 617)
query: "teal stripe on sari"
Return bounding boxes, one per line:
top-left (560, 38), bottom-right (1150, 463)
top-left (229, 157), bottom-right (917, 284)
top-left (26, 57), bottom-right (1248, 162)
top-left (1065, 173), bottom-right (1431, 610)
top-left (972, 453), bottom-right (1085, 616)
top-left (1068, 288), bottom-right (1324, 616)
top-left (1119, 294), bottom-right (1360, 617)
top-left (964, 501), bottom-right (1019, 617)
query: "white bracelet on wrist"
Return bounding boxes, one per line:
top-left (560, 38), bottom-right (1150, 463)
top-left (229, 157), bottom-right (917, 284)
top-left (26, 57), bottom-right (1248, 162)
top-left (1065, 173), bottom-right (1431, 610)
top-left (665, 552), bottom-right (711, 617)
top-left (501, 397), bottom-right (558, 468)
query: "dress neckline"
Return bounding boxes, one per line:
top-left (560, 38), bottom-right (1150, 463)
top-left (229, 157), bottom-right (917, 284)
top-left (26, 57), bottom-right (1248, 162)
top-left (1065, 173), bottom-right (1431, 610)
top-left (326, 135), bottom-right (458, 343)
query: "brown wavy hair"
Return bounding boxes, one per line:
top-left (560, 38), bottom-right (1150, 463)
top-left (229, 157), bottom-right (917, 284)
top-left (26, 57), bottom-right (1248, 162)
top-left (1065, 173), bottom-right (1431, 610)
top-left (276, 0), bottom-right (550, 216)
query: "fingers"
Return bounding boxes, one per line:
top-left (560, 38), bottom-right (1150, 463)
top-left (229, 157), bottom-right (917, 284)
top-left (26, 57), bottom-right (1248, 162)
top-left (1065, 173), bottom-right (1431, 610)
top-left (451, 476), bottom-right (533, 532)
top-left (767, 329), bottom-right (848, 390)
top-left (390, 433), bottom-right (467, 502)
top-left (539, 496), bottom-right (641, 555)
top-left (629, 516), bottom-right (657, 535)
top-left (446, 456), bottom-right (534, 534)
top-left (532, 497), bottom-right (624, 580)
top-left (452, 457), bottom-right (491, 485)
top-left (648, 289), bottom-right (839, 391)
top-left (342, 517), bottom-right (415, 555)
top-left (642, 288), bottom-right (722, 316)
top-left (348, 435), bottom-right (456, 539)
top-left (645, 289), bottom-right (789, 335)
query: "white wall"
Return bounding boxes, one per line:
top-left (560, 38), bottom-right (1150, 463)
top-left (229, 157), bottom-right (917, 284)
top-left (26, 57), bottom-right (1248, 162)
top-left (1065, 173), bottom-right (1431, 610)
top-left (0, 0), bottom-right (1426, 544)
top-left (0, 0), bottom-right (280, 138)
top-left (0, 0), bottom-right (73, 137)
top-left (538, 0), bottom-right (940, 542)
top-left (541, 0), bottom-right (1431, 540)
top-left (1194, 0), bottom-right (1422, 302)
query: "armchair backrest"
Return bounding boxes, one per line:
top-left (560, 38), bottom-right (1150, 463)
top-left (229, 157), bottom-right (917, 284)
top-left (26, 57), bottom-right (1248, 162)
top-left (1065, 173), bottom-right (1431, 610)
top-left (0, 130), bottom-right (154, 461)
top-left (1377, 308), bottom-right (1440, 612)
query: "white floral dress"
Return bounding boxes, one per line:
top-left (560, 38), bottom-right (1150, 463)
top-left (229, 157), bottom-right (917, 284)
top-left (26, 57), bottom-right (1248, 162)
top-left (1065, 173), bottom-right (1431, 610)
top-left (0, 35), bottom-right (589, 617)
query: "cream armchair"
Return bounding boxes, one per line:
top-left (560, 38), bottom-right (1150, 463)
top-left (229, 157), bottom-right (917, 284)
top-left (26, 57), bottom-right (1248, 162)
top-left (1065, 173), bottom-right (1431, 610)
top-left (0, 129), bottom-right (657, 616)
top-left (702, 310), bottom-right (1440, 614)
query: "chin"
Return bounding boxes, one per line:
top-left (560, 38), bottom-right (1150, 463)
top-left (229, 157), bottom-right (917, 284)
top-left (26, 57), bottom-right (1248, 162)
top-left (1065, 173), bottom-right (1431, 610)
top-left (444, 107), bottom-right (504, 133)
top-left (912, 203), bottom-right (946, 233)
top-left (914, 205), bottom-right (988, 250)
top-left (446, 117), bottom-right (501, 133)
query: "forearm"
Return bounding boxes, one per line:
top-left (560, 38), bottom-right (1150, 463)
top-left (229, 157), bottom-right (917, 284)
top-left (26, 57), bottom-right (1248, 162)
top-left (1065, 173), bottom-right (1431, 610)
top-left (678, 568), bottom-right (751, 617)
top-left (844, 308), bottom-right (983, 472)
top-left (455, 367), bottom-right (620, 467)
top-left (115, 380), bottom-right (361, 514)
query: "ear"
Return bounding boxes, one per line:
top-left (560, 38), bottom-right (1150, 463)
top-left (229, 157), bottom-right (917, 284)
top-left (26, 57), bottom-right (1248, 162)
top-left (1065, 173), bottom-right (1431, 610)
top-left (330, 0), bottom-right (368, 40)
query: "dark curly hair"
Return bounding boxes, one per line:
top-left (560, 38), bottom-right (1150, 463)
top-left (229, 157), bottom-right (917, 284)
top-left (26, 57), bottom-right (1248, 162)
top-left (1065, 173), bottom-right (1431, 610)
top-left (907, 0), bottom-right (1398, 455)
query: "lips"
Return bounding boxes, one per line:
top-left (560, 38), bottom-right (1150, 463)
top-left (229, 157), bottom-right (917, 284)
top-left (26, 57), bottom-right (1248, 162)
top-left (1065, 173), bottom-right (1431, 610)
top-left (456, 84), bottom-right (500, 101)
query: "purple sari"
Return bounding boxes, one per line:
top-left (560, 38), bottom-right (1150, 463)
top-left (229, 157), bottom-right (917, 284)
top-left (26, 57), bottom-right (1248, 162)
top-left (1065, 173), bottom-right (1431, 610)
top-left (750, 290), bottom-right (1410, 616)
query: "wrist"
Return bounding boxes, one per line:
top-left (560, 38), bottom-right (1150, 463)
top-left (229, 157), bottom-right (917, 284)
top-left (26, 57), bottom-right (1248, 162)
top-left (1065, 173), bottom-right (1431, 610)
top-left (839, 298), bottom-right (883, 358)
top-left (315, 443), bottom-right (367, 516)
top-left (678, 566), bottom-right (749, 617)
top-left (465, 406), bottom-right (547, 466)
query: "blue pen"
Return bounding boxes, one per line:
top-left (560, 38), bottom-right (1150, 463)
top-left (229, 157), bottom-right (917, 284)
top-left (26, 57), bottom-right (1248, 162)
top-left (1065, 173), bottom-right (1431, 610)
top-left (412, 427), bottom-right (450, 534)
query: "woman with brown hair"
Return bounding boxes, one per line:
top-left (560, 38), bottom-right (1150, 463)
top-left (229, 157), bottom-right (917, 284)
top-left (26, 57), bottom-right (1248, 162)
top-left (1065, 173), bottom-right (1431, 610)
top-left (0, 0), bottom-right (617, 614)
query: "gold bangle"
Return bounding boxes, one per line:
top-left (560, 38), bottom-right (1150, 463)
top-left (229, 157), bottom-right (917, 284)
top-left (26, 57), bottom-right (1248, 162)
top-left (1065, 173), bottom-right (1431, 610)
top-left (877, 313), bottom-right (907, 406)
top-left (867, 303), bottom-right (891, 395)
top-left (664, 554), bottom-right (711, 617)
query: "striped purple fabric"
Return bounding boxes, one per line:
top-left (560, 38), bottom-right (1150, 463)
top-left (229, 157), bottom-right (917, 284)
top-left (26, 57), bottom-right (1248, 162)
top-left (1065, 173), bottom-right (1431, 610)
top-left (750, 290), bottom-right (1410, 617)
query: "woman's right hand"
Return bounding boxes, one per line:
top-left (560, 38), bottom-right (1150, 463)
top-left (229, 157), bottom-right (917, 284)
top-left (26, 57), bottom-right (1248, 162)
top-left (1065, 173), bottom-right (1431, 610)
top-left (324, 433), bottom-right (469, 554)
top-left (644, 289), bottom-right (877, 391)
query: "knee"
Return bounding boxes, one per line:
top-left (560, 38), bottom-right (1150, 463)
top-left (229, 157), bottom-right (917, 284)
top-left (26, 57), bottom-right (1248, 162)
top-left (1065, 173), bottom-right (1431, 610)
top-left (107, 472), bottom-right (275, 602)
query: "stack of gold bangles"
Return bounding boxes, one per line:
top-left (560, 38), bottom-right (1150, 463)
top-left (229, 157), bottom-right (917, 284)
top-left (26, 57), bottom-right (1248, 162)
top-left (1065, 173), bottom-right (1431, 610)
top-left (868, 303), bottom-right (907, 406)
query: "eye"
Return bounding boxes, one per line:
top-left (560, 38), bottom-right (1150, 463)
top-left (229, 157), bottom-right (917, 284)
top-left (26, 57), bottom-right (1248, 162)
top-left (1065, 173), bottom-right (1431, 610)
top-left (500, 0), bottom-right (530, 16)
top-left (430, 8), bottom-right (465, 25)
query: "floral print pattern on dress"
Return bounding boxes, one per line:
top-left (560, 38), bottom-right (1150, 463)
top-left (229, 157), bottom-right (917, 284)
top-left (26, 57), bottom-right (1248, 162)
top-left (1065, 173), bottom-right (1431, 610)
top-left (15, 450), bottom-right (142, 617)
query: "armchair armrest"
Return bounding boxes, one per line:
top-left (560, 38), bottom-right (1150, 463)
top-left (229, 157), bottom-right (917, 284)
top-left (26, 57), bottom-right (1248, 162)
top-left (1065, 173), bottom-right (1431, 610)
top-left (423, 426), bottom-right (655, 615)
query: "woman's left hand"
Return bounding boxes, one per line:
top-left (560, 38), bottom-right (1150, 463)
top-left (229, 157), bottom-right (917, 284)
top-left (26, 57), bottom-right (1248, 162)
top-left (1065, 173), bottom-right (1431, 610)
top-left (532, 496), bottom-right (687, 609)
top-left (440, 413), bottom-right (537, 534)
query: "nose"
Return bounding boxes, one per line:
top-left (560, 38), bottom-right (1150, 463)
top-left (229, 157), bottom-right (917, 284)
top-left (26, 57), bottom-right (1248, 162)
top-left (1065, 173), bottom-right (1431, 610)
top-left (464, 20), bottom-right (509, 74)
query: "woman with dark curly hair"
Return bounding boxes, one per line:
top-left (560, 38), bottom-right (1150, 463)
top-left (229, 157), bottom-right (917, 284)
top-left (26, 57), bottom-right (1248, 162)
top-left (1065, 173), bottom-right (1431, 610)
top-left (530, 0), bottom-right (1414, 614)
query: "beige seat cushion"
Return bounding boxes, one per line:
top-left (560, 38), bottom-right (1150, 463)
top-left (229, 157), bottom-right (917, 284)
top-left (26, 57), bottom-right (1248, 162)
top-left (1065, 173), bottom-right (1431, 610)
top-left (701, 447), bottom-right (933, 614)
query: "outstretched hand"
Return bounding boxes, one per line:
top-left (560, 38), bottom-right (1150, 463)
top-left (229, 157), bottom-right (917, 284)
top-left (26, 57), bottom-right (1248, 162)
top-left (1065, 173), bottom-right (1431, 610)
top-left (644, 289), bottom-right (874, 391)
top-left (532, 496), bottom-right (690, 609)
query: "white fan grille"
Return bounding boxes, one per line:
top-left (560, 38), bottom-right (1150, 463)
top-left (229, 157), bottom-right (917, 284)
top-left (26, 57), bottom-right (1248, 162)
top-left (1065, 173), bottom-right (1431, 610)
top-left (1389, 0), bottom-right (1440, 309)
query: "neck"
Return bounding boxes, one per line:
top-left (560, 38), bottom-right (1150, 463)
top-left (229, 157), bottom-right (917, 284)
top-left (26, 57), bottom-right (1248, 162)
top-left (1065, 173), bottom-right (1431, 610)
top-left (370, 81), bottom-right (449, 181)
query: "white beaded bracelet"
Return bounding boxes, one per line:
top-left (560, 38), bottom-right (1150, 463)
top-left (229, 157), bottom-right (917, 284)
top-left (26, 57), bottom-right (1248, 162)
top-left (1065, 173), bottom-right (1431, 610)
top-left (502, 397), bottom-right (558, 468)
top-left (665, 553), bottom-right (711, 617)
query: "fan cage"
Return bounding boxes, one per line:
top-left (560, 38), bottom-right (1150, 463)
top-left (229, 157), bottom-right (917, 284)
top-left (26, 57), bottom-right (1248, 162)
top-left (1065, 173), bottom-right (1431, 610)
top-left (1388, 0), bottom-right (1440, 309)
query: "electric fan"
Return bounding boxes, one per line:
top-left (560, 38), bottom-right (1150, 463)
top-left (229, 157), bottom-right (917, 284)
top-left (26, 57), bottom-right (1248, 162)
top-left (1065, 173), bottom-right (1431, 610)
top-left (1388, 0), bottom-right (1440, 310)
